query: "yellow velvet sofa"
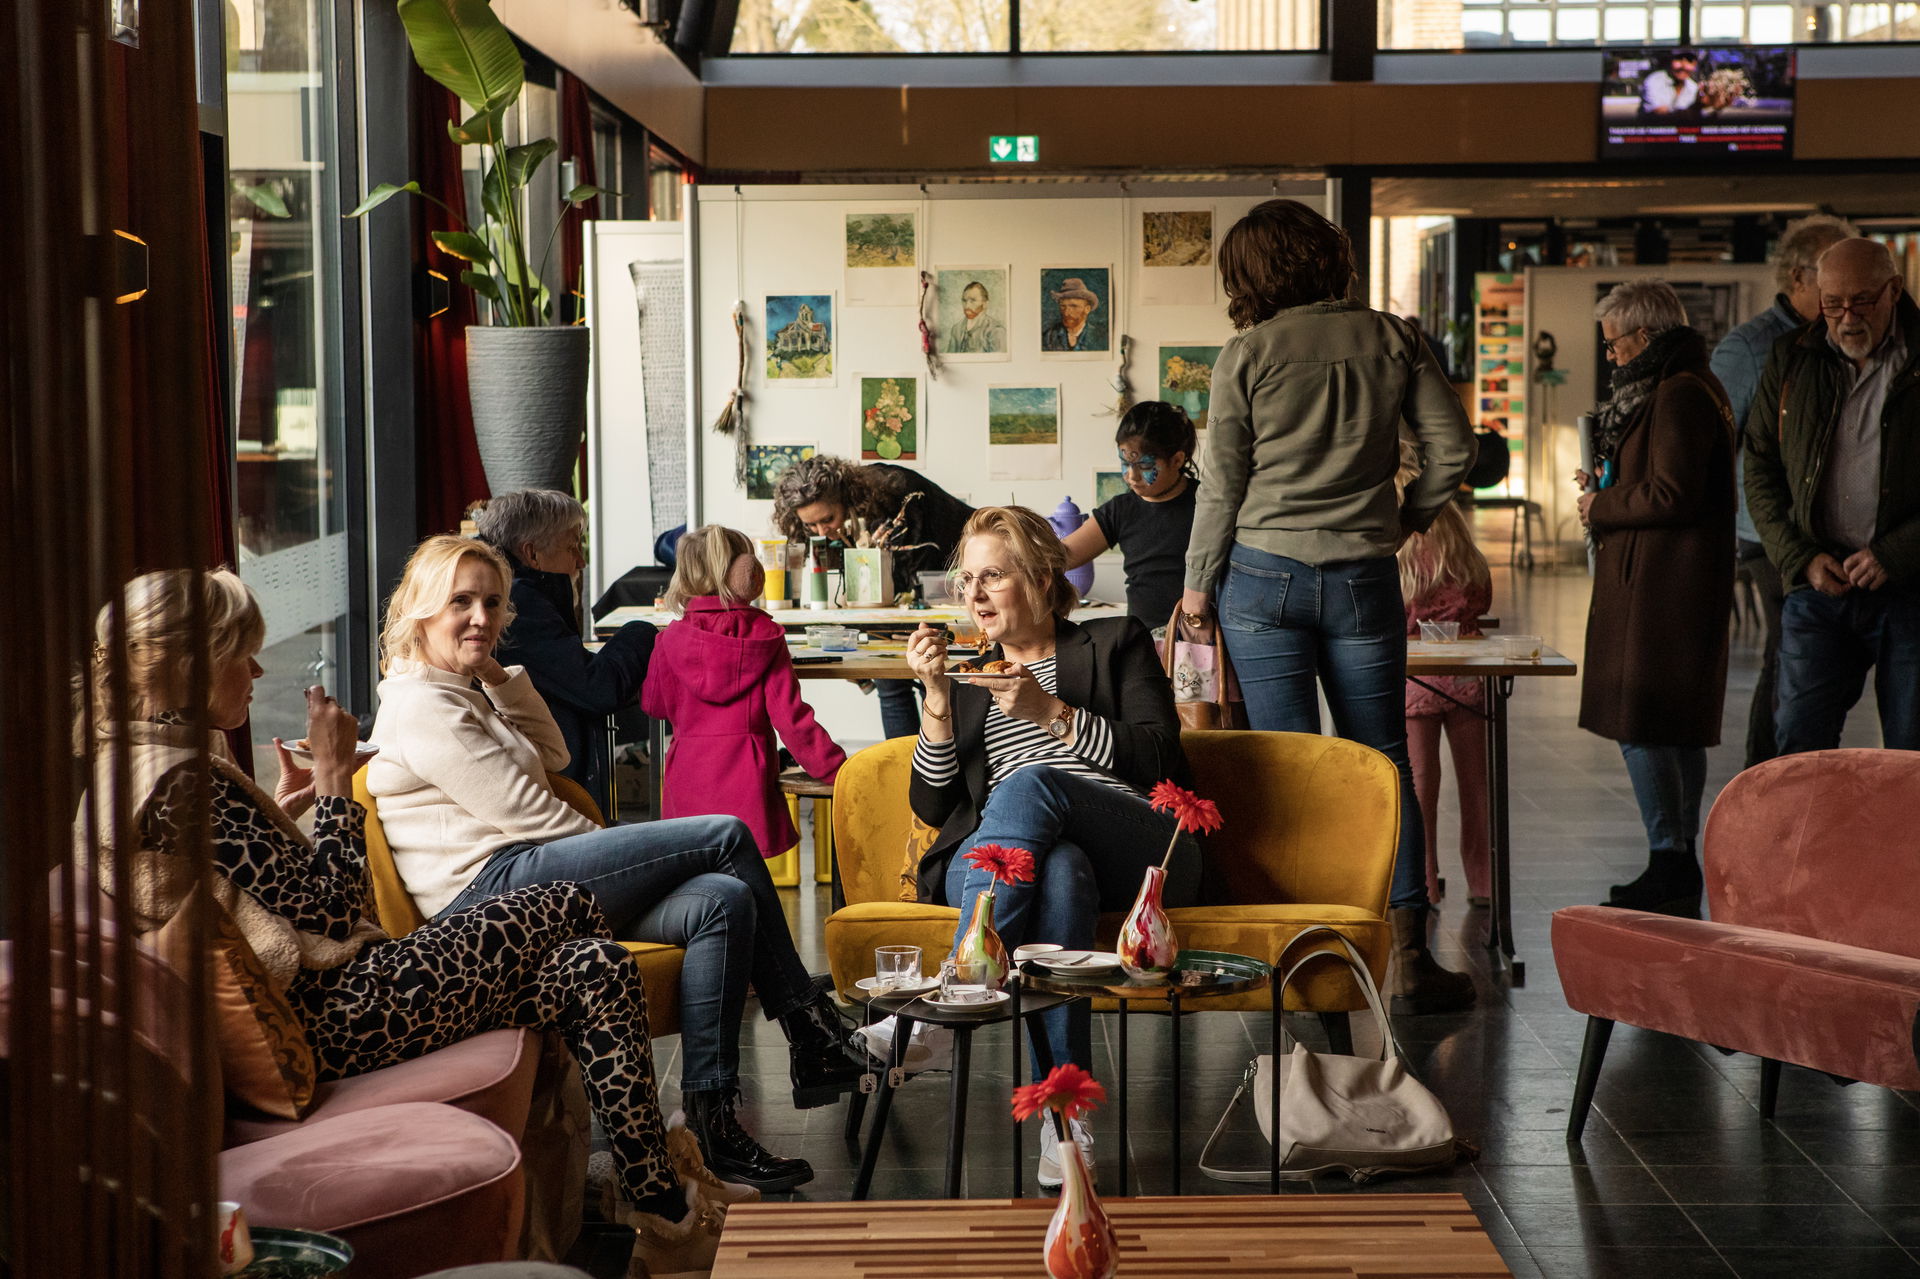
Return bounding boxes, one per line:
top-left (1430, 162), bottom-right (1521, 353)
top-left (824, 730), bottom-right (1398, 1014)
top-left (353, 767), bottom-right (684, 1040)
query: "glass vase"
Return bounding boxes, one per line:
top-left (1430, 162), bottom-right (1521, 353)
top-left (1116, 864), bottom-right (1178, 980)
top-left (952, 888), bottom-right (1009, 989)
top-left (1043, 1115), bottom-right (1119, 1279)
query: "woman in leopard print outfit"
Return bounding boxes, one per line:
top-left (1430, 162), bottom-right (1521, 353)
top-left (93, 570), bottom-right (700, 1241)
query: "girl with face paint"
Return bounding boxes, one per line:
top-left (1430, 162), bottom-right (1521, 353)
top-left (1060, 401), bottom-right (1202, 626)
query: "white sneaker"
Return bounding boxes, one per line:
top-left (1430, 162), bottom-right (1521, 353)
top-left (855, 1015), bottom-right (954, 1073)
top-left (1037, 1116), bottom-right (1096, 1191)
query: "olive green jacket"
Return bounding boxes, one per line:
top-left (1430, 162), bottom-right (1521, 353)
top-left (1743, 293), bottom-right (1920, 590)
top-left (1185, 300), bottom-right (1474, 592)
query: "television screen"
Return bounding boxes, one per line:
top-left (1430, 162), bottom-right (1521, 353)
top-left (1600, 47), bottom-right (1796, 160)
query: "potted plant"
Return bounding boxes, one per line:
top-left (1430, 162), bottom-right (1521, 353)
top-left (348, 0), bottom-right (612, 496)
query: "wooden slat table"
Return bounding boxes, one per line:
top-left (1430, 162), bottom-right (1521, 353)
top-left (710, 1194), bottom-right (1513, 1277)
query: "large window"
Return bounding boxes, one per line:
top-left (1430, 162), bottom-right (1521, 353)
top-left (226, 0), bottom-right (353, 757)
top-left (1382, 0), bottom-right (1914, 46)
top-left (728, 0), bottom-right (1318, 53)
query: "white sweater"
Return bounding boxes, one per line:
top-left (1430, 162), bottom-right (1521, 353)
top-left (367, 659), bottom-right (597, 916)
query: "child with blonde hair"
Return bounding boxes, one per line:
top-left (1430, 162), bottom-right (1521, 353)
top-left (642, 525), bottom-right (846, 857)
top-left (1398, 458), bottom-right (1494, 904)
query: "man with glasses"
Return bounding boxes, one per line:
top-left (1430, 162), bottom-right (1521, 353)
top-left (1745, 238), bottom-right (1920, 753)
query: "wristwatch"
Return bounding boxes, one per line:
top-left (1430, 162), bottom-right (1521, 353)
top-left (1044, 703), bottom-right (1076, 740)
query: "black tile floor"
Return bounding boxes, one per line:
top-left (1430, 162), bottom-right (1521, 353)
top-left (632, 541), bottom-right (1920, 1278)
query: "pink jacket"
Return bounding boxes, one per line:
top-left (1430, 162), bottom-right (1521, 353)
top-left (1404, 578), bottom-right (1493, 718)
top-left (641, 597), bottom-right (846, 858)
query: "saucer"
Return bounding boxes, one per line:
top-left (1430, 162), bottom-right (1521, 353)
top-left (1032, 950), bottom-right (1123, 973)
top-left (854, 975), bottom-right (940, 996)
top-left (921, 988), bottom-right (1010, 1011)
top-left (282, 740), bottom-right (380, 769)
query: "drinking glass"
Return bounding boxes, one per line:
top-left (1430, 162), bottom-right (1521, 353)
top-left (875, 945), bottom-right (922, 990)
top-left (943, 956), bottom-right (994, 1003)
top-left (1502, 634), bottom-right (1543, 662)
top-left (1418, 619), bottom-right (1461, 643)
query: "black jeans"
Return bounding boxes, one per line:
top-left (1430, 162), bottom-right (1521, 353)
top-left (1737, 538), bottom-right (1786, 769)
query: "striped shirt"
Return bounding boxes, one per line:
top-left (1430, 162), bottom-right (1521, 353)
top-left (912, 657), bottom-right (1136, 799)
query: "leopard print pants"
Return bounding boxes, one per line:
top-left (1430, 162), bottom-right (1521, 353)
top-left (290, 881), bottom-right (673, 1202)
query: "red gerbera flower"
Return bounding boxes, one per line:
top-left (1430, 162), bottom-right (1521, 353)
top-left (965, 843), bottom-right (1036, 887)
top-left (1148, 780), bottom-right (1225, 836)
top-left (1011, 1063), bottom-right (1108, 1123)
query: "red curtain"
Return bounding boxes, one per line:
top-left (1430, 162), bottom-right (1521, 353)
top-left (558, 72), bottom-right (601, 326)
top-left (412, 70), bottom-right (490, 537)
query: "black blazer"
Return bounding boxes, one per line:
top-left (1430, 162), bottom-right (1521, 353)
top-left (908, 614), bottom-right (1190, 903)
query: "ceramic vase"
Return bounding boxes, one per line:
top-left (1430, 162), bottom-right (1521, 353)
top-left (1043, 1116), bottom-right (1119, 1279)
top-left (952, 889), bottom-right (1009, 988)
top-left (1116, 864), bottom-right (1178, 980)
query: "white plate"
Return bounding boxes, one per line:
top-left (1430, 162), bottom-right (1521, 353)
top-left (854, 975), bottom-right (941, 996)
top-left (1032, 950), bottom-right (1124, 973)
top-left (282, 740), bottom-right (380, 769)
top-left (921, 988), bottom-right (1011, 1010)
top-left (950, 669), bottom-right (1021, 683)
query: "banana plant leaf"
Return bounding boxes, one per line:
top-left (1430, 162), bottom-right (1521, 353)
top-left (396, 0), bottom-right (523, 113)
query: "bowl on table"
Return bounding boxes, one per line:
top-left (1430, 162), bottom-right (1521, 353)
top-left (237, 1227), bottom-right (353, 1278)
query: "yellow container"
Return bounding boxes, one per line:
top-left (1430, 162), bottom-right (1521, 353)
top-left (763, 567), bottom-right (786, 603)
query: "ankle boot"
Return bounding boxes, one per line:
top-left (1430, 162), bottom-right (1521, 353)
top-left (682, 1087), bottom-right (814, 1193)
top-left (776, 990), bottom-right (866, 1109)
top-left (1604, 846), bottom-right (1702, 917)
top-left (1386, 906), bottom-right (1477, 1015)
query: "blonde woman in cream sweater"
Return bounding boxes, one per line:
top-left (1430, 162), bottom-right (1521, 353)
top-left (367, 535), bottom-right (861, 1192)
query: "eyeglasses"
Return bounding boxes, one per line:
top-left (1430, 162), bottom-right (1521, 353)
top-left (1819, 278), bottom-right (1895, 320)
top-left (1601, 328), bottom-right (1644, 356)
top-left (952, 568), bottom-right (1017, 594)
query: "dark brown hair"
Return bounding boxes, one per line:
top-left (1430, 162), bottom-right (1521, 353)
top-left (770, 453), bottom-right (890, 542)
top-left (1218, 199), bottom-right (1355, 331)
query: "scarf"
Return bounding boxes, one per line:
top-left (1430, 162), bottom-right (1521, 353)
top-left (1591, 325), bottom-right (1700, 469)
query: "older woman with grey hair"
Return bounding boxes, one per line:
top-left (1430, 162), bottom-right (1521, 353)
top-left (472, 489), bottom-right (656, 814)
top-left (1574, 279), bottom-right (1737, 918)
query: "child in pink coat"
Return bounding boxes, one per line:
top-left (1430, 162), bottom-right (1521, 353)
top-left (643, 525), bottom-right (847, 858)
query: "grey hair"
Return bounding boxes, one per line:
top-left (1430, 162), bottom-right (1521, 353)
top-left (1593, 279), bottom-right (1688, 335)
top-left (471, 489), bottom-right (584, 560)
top-left (1773, 214), bottom-right (1859, 293)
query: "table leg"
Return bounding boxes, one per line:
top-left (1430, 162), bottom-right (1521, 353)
top-left (647, 716), bottom-right (667, 819)
top-left (1269, 998), bottom-right (1282, 1194)
top-left (1481, 675), bottom-right (1525, 984)
top-left (1011, 980), bottom-right (1023, 1198)
top-left (1170, 991), bottom-right (1182, 1196)
top-left (1116, 999), bottom-right (1129, 1197)
top-left (852, 1009), bottom-right (912, 1200)
top-left (604, 715), bottom-right (619, 822)
top-left (945, 1029), bottom-right (972, 1198)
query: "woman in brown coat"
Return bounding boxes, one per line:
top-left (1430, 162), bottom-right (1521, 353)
top-left (1575, 279), bottom-right (1736, 917)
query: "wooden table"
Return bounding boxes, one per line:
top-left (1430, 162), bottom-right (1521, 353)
top-left (710, 1194), bottom-right (1513, 1277)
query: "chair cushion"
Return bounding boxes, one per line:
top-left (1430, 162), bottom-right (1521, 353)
top-left (226, 1027), bottom-right (540, 1147)
top-left (1553, 905), bottom-right (1920, 1092)
top-left (825, 902), bottom-right (958, 993)
top-left (222, 1101), bottom-right (524, 1279)
top-left (621, 941), bottom-right (684, 1041)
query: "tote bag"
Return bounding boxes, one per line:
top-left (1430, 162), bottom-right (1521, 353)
top-left (1161, 607), bottom-right (1249, 731)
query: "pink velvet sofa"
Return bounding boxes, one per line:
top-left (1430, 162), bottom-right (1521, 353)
top-left (1553, 749), bottom-right (1920, 1140)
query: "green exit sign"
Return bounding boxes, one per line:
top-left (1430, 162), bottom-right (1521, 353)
top-left (989, 135), bottom-right (1039, 163)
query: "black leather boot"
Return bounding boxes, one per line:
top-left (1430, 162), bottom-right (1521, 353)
top-left (682, 1088), bottom-right (814, 1193)
top-left (1386, 906), bottom-right (1477, 1015)
top-left (777, 990), bottom-right (866, 1109)
top-left (1605, 846), bottom-right (1702, 917)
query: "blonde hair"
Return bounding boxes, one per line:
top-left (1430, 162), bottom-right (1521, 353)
top-left (664, 525), bottom-right (756, 612)
top-left (380, 535), bottom-right (515, 673)
top-left (89, 568), bottom-right (266, 722)
top-left (1394, 444), bottom-right (1491, 604)
top-left (951, 506), bottom-right (1078, 620)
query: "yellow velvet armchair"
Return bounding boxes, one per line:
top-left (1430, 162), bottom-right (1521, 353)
top-left (823, 730), bottom-right (1398, 1014)
top-left (353, 767), bottom-right (684, 1039)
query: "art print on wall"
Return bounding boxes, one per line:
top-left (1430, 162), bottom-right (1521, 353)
top-left (934, 266), bottom-right (1011, 361)
top-left (988, 385), bottom-right (1061, 481)
top-left (845, 211), bottom-right (918, 307)
top-left (1093, 470), bottom-right (1129, 506)
top-left (764, 293), bottom-right (835, 385)
top-left (1137, 204), bottom-right (1216, 305)
top-left (746, 444), bottom-right (816, 501)
top-left (859, 375), bottom-right (920, 462)
top-left (1038, 267), bottom-right (1112, 359)
top-left (1157, 344), bottom-right (1222, 432)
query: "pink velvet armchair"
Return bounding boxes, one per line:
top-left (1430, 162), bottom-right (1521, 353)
top-left (1553, 749), bottom-right (1920, 1140)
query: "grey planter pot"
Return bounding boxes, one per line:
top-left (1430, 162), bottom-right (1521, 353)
top-left (466, 325), bottom-right (591, 495)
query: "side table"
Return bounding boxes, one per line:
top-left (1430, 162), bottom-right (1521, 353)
top-left (1017, 949), bottom-right (1279, 1194)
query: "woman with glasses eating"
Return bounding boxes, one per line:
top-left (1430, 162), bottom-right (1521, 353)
top-left (902, 505), bottom-right (1196, 1191)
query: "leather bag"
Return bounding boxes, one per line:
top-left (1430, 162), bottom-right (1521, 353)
top-left (1199, 926), bottom-right (1472, 1184)
top-left (1161, 606), bottom-right (1248, 731)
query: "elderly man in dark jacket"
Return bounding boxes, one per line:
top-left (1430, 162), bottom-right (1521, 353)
top-left (474, 490), bottom-right (657, 815)
top-left (1745, 237), bottom-right (1920, 756)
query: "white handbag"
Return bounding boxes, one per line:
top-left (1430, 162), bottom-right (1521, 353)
top-left (1199, 926), bottom-right (1472, 1184)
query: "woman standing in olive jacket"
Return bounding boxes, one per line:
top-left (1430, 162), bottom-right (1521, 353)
top-left (1577, 280), bottom-right (1737, 918)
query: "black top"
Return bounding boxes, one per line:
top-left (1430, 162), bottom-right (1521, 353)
top-left (1092, 480), bottom-right (1200, 628)
top-left (867, 463), bottom-right (974, 583)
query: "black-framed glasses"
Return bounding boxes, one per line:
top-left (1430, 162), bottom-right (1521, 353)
top-left (1601, 328), bottom-right (1644, 356)
top-left (1819, 278), bottom-right (1895, 320)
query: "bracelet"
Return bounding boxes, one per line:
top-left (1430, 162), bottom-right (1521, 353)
top-left (923, 704), bottom-right (951, 721)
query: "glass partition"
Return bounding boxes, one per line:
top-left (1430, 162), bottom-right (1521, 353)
top-left (1021, 0), bottom-right (1318, 51)
top-left (730, 0), bottom-right (1010, 52)
top-left (1384, 0), bottom-right (1915, 46)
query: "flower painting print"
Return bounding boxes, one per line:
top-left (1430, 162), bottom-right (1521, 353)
top-left (764, 293), bottom-right (834, 385)
top-left (1158, 344), bottom-right (1221, 431)
top-left (859, 375), bottom-right (919, 461)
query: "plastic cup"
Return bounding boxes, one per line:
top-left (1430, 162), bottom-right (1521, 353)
top-left (1419, 619), bottom-right (1462, 644)
top-left (875, 945), bottom-right (921, 989)
top-left (216, 1202), bottom-right (254, 1275)
top-left (1502, 634), bottom-right (1543, 662)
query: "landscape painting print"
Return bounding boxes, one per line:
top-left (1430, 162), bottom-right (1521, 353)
top-left (1158, 344), bottom-right (1222, 431)
top-left (859, 375), bottom-right (919, 461)
top-left (1094, 470), bottom-right (1129, 506)
top-left (845, 212), bottom-right (916, 268)
top-left (746, 444), bottom-right (814, 500)
top-left (1142, 210), bottom-right (1212, 268)
top-left (764, 294), bottom-right (834, 385)
top-left (988, 385), bottom-right (1061, 481)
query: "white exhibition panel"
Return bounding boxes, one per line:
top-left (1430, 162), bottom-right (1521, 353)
top-left (1522, 261), bottom-right (1773, 556)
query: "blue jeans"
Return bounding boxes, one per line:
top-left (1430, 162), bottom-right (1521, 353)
top-left (877, 679), bottom-right (921, 739)
top-left (1775, 584), bottom-right (1920, 754)
top-left (1217, 544), bottom-right (1428, 910)
top-left (1618, 742), bottom-right (1707, 851)
top-left (941, 766), bottom-right (1198, 1078)
top-left (439, 815), bottom-right (815, 1092)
